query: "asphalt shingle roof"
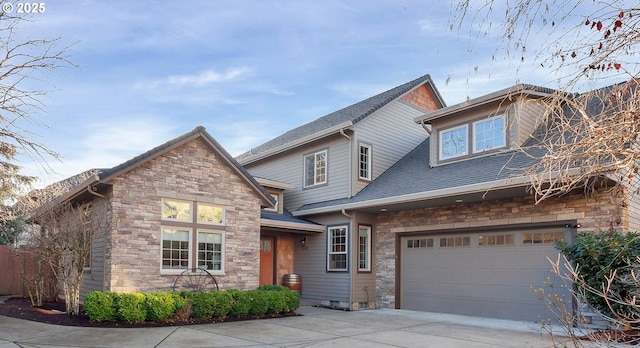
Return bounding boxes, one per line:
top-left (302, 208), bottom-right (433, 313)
top-left (237, 74), bottom-right (438, 162)
top-left (296, 139), bottom-right (545, 211)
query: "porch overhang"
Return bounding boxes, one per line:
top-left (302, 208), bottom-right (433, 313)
top-left (260, 219), bottom-right (325, 233)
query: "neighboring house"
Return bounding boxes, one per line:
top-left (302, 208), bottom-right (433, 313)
top-left (239, 79), bottom-right (640, 322)
top-left (35, 126), bottom-right (314, 297)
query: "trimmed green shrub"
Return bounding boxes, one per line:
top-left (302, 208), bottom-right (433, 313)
top-left (184, 291), bottom-right (214, 319)
top-left (283, 289), bottom-right (300, 312)
top-left (211, 291), bottom-right (233, 318)
top-left (228, 289), bottom-right (251, 317)
top-left (171, 292), bottom-right (187, 313)
top-left (557, 231), bottom-right (640, 319)
top-left (84, 291), bottom-right (117, 322)
top-left (257, 284), bottom-right (288, 291)
top-left (267, 290), bottom-right (287, 314)
top-left (248, 290), bottom-right (270, 316)
top-left (116, 292), bottom-right (147, 323)
top-left (144, 292), bottom-right (176, 322)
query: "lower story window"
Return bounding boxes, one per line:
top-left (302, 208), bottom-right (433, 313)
top-left (358, 225), bottom-right (371, 272)
top-left (327, 225), bottom-right (348, 271)
top-left (162, 228), bottom-right (190, 270)
top-left (197, 231), bottom-right (223, 271)
top-left (161, 227), bottom-right (225, 274)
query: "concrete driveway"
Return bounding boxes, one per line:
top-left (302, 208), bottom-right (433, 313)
top-left (0, 305), bottom-right (569, 348)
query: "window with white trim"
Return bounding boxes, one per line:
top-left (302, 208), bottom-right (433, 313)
top-left (327, 225), bottom-right (348, 271)
top-left (473, 115), bottom-right (506, 153)
top-left (304, 150), bottom-right (327, 187)
top-left (358, 144), bottom-right (372, 181)
top-left (197, 230), bottom-right (223, 271)
top-left (161, 198), bottom-right (226, 274)
top-left (439, 124), bottom-right (468, 160)
top-left (358, 225), bottom-right (371, 272)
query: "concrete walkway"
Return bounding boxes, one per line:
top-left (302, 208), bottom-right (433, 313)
top-left (0, 304), bottom-right (571, 348)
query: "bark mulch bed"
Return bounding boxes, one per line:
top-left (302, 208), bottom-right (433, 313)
top-left (0, 297), bottom-right (298, 328)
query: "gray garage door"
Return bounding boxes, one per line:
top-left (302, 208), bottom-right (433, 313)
top-left (401, 227), bottom-right (571, 322)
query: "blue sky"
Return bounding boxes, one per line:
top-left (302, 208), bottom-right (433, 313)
top-left (11, 0), bottom-right (623, 187)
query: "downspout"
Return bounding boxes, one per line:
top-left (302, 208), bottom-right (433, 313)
top-left (339, 129), bottom-right (353, 198)
top-left (420, 120), bottom-right (432, 135)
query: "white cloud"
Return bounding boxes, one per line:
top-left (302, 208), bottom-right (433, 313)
top-left (134, 67), bottom-right (251, 90)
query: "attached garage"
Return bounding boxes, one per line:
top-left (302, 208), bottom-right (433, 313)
top-left (400, 226), bottom-right (572, 322)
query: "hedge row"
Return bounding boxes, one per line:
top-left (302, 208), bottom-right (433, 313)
top-left (84, 285), bottom-right (300, 323)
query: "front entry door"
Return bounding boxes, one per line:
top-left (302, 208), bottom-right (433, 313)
top-left (259, 237), bottom-right (274, 286)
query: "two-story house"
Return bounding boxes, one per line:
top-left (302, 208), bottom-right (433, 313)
top-left (237, 74), bottom-right (446, 310)
top-left (240, 80), bottom-right (640, 322)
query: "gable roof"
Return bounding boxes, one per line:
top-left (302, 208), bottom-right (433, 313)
top-left (415, 84), bottom-right (555, 124)
top-left (237, 74), bottom-right (444, 165)
top-left (37, 126), bottom-right (275, 212)
top-left (294, 82), bottom-right (625, 216)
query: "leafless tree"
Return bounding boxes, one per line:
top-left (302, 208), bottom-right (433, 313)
top-left (0, 1), bottom-right (75, 222)
top-left (450, 1), bottom-right (640, 204)
top-left (28, 198), bottom-right (109, 316)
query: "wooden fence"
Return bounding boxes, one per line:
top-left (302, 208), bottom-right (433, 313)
top-left (0, 245), bottom-right (56, 298)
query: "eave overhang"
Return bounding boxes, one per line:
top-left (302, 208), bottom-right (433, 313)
top-left (414, 84), bottom-right (555, 125)
top-left (292, 175), bottom-right (533, 217)
top-left (238, 121), bottom-right (353, 166)
top-left (260, 218), bottom-right (325, 233)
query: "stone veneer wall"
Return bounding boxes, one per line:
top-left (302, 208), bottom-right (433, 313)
top-left (103, 139), bottom-right (263, 293)
top-left (374, 189), bottom-right (626, 309)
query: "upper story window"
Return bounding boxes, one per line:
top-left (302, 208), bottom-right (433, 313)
top-left (358, 144), bottom-right (372, 181)
top-left (304, 150), bottom-right (327, 187)
top-left (439, 124), bottom-right (468, 160)
top-left (473, 115), bottom-right (506, 153)
top-left (438, 114), bottom-right (507, 162)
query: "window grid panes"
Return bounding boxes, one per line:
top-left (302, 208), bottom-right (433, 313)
top-left (304, 150), bottom-right (327, 187)
top-left (328, 226), bottom-right (348, 271)
top-left (197, 231), bottom-right (222, 271)
top-left (440, 125), bottom-right (468, 160)
top-left (162, 228), bottom-right (190, 270)
top-left (439, 236), bottom-right (471, 248)
top-left (522, 232), bottom-right (565, 245)
top-left (359, 144), bottom-right (371, 180)
top-left (478, 233), bottom-right (515, 246)
top-left (473, 115), bottom-right (506, 153)
top-left (162, 199), bottom-right (191, 221)
top-left (358, 226), bottom-right (371, 271)
top-left (197, 203), bottom-right (224, 224)
top-left (407, 238), bottom-right (434, 248)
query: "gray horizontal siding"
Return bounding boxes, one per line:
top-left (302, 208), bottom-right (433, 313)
top-left (246, 136), bottom-right (350, 212)
top-left (353, 101), bottom-right (428, 194)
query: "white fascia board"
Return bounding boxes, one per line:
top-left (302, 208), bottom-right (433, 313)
top-left (260, 218), bottom-right (325, 233)
top-left (255, 177), bottom-right (294, 190)
top-left (239, 121), bottom-right (353, 165)
top-left (414, 86), bottom-right (552, 124)
top-left (291, 176), bottom-right (532, 217)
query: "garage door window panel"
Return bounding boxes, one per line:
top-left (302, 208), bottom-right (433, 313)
top-left (522, 232), bottom-right (565, 245)
top-left (478, 234), bottom-right (515, 246)
top-left (439, 236), bottom-right (470, 247)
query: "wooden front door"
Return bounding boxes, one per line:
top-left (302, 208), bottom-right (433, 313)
top-left (259, 237), bottom-right (274, 286)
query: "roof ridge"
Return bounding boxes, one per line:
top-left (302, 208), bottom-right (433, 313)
top-left (237, 74), bottom-right (434, 161)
